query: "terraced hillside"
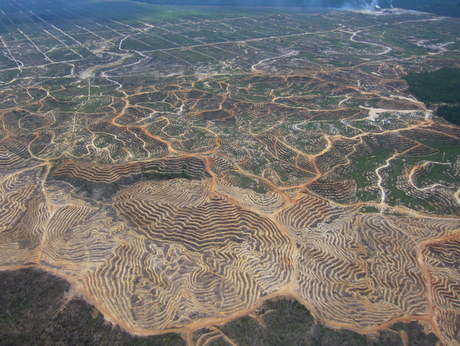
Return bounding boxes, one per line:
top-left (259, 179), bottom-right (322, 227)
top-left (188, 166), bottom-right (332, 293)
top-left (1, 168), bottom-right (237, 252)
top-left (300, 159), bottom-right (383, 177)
top-left (0, 0), bottom-right (459, 345)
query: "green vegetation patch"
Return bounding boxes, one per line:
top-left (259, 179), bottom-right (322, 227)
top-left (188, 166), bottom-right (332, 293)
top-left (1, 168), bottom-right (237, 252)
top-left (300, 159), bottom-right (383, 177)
top-left (385, 158), bottom-right (436, 212)
top-left (404, 68), bottom-right (460, 104)
top-left (391, 321), bottom-right (439, 345)
top-left (360, 206), bottom-right (380, 213)
top-left (405, 68), bottom-right (460, 125)
top-left (437, 104), bottom-right (460, 126)
top-left (0, 268), bottom-right (185, 345)
top-left (219, 299), bottom-right (403, 346)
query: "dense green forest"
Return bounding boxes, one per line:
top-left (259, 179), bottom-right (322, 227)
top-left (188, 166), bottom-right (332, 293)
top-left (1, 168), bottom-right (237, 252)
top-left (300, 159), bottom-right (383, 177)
top-left (404, 68), bottom-right (460, 104)
top-left (437, 105), bottom-right (460, 126)
top-left (404, 68), bottom-right (460, 125)
top-left (395, 0), bottom-right (460, 18)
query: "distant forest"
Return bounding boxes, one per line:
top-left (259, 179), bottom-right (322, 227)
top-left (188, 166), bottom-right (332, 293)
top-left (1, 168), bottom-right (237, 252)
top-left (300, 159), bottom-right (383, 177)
top-left (131, 0), bottom-right (460, 17)
top-left (405, 68), bottom-right (460, 125)
top-left (396, 0), bottom-right (460, 17)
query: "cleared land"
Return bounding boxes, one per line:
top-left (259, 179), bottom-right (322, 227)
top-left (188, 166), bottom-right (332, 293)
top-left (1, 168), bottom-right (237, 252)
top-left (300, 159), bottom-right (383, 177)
top-left (0, 0), bottom-right (459, 345)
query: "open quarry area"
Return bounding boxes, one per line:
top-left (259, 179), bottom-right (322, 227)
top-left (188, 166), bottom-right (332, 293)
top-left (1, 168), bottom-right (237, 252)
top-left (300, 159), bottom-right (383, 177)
top-left (0, 0), bottom-right (459, 344)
